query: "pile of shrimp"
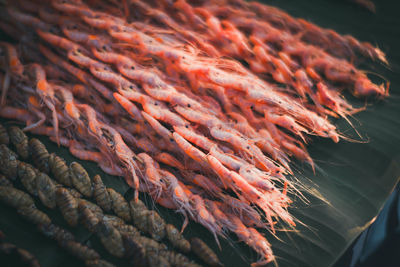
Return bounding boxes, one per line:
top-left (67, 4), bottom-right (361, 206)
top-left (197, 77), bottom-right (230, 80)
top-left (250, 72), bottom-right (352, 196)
top-left (0, 0), bottom-right (388, 265)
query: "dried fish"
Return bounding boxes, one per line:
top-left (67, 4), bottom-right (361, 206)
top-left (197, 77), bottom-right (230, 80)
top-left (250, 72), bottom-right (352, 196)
top-left (17, 162), bottom-right (38, 196)
top-left (165, 224), bottom-right (190, 253)
top-left (96, 220), bottom-right (125, 258)
top-left (49, 153), bottom-right (72, 186)
top-left (92, 174), bottom-right (112, 212)
top-left (0, 144), bottom-right (19, 180)
top-left (0, 186), bottom-right (35, 208)
top-left (29, 138), bottom-right (50, 173)
top-left (56, 187), bottom-right (79, 226)
top-left (69, 162), bottom-right (92, 197)
top-left (36, 172), bottom-right (57, 209)
top-left (8, 126), bottom-right (29, 159)
top-left (191, 238), bottom-right (222, 267)
top-left (107, 188), bottom-right (131, 222)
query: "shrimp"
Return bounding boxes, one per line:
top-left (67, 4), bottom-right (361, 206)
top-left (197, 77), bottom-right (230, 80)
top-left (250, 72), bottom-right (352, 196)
top-left (160, 170), bottom-right (193, 224)
top-left (37, 29), bottom-right (80, 51)
top-left (67, 48), bottom-right (102, 68)
top-left (207, 154), bottom-right (280, 230)
top-left (6, 7), bottom-right (51, 31)
top-left (187, 174), bottom-right (223, 197)
top-left (175, 106), bottom-right (220, 128)
top-left (154, 152), bottom-right (184, 170)
top-left (173, 125), bottom-right (216, 151)
top-left (191, 194), bottom-right (222, 248)
top-left (137, 153), bottom-right (164, 199)
top-left (29, 64), bottom-right (59, 144)
top-left (173, 132), bottom-right (208, 164)
top-left (142, 98), bottom-right (188, 127)
top-left (142, 111), bottom-right (172, 139)
top-left (264, 110), bottom-right (308, 141)
top-left (113, 93), bottom-right (143, 122)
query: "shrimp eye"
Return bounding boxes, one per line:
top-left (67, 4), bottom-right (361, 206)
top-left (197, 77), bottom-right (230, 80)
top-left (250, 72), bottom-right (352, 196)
top-left (77, 49), bottom-right (81, 53)
top-left (185, 125), bottom-right (189, 129)
top-left (131, 66), bottom-right (135, 70)
top-left (169, 138), bottom-right (174, 142)
top-left (129, 85), bottom-right (133, 89)
top-left (250, 105), bottom-right (254, 110)
top-left (246, 146), bottom-right (250, 149)
top-left (103, 67), bottom-right (107, 70)
top-left (73, 25), bottom-right (78, 29)
top-left (102, 45), bottom-right (107, 50)
top-left (154, 102), bottom-right (158, 106)
top-left (187, 104), bottom-right (191, 108)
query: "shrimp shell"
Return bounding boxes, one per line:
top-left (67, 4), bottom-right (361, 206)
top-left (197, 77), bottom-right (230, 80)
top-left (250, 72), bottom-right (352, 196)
top-left (49, 153), bottom-right (72, 187)
top-left (29, 138), bottom-right (50, 173)
top-left (8, 126), bottom-right (29, 159)
top-left (69, 162), bottom-right (93, 197)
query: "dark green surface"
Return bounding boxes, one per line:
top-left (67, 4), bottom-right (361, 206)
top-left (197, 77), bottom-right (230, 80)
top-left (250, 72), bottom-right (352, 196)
top-left (1, 0), bottom-right (400, 266)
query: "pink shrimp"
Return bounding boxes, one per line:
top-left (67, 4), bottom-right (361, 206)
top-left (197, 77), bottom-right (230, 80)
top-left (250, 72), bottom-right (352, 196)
top-left (67, 48), bottom-right (102, 68)
top-left (0, 106), bottom-right (33, 123)
top-left (189, 174), bottom-right (223, 197)
top-left (51, 0), bottom-right (94, 17)
top-left (209, 145), bottom-right (246, 172)
top-left (247, 228), bottom-right (275, 266)
top-left (264, 110), bottom-right (308, 141)
top-left (142, 111), bottom-right (172, 139)
top-left (161, 170), bottom-right (193, 218)
top-left (7, 7), bottom-right (51, 31)
top-left (175, 106), bottom-right (220, 128)
top-left (113, 93), bottom-right (143, 122)
top-left (138, 153), bottom-right (164, 199)
top-left (23, 96), bottom-right (46, 132)
top-left (154, 152), bottom-right (184, 170)
top-left (37, 29), bottom-right (80, 51)
top-left (173, 125), bottom-right (215, 151)
top-left (141, 98), bottom-right (187, 127)
top-left (38, 44), bottom-right (90, 83)
top-left (91, 46), bottom-right (134, 66)
top-left (190, 194), bottom-right (222, 248)
top-left (29, 63), bottom-right (60, 145)
top-left (173, 132), bottom-right (208, 164)
top-left (207, 155), bottom-right (278, 230)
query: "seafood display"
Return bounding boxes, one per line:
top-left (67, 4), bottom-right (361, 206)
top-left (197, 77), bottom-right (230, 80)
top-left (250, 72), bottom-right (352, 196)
top-left (0, 0), bottom-right (389, 265)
